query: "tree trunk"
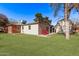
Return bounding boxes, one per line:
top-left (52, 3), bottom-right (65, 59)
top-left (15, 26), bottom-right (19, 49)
top-left (64, 3), bottom-right (70, 40)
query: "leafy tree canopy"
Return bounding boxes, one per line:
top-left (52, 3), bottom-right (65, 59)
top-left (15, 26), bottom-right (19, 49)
top-left (0, 14), bottom-right (9, 26)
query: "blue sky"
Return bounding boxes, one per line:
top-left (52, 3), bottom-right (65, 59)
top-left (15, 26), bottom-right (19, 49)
top-left (0, 3), bottom-right (79, 25)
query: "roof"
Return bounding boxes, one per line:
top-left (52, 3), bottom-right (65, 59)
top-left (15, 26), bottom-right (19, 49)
top-left (8, 22), bottom-right (38, 26)
top-left (21, 22), bottom-right (38, 26)
top-left (8, 20), bottom-right (52, 26)
top-left (8, 23), bottom-right (22, 26)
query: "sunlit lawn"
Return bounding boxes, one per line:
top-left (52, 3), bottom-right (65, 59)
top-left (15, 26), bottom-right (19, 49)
top-left (0, 33), bottom-right (79, 56)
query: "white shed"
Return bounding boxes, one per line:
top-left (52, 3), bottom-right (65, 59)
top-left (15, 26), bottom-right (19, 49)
top-left (21, 22), bottom-right (51, 35)
top-left (21, 23), bottom-right (39, 35)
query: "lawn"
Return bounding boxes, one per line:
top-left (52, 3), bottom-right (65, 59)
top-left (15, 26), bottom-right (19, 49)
top-left (0, 33), bottom-right (79, 56)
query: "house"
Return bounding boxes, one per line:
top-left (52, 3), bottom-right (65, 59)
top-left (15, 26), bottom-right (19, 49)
top-left (55, 19), bottom-right (73, 33)
top-left (0, 13), bottom-right (54, 35)
top-left (20, 15), bottom-right (54, 35)
top-left (21, 17), bottom-right (54, 35)
top-left (7, 18), bottom-right (53, 35)
top-left (3, 17), bottom-right (53, 35)
top-left (0, 27), bottom-right (4, 32)
top-left (21, 22), bottom-right (51, 35)
top-left (74, 23), bottom-right (79, 32)
top-left (7, 21), bottom-right (52, 35)
top-left (8, 22), bottom-right (21, 33)
top-left (76, 27), bottom-right (79, 32)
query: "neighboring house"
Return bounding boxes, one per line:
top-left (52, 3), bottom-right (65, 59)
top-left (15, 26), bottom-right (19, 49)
top-left (8, 24), bottom-right (21, 33)
top-left (0, 27), bottom-right (4, 32)
top-left (0, 26), bottom-right (8, 33)
top-left (8, 22), bottom-right (21, 33)
top-left (76, 27), bottom-right (79, 32)
top-left (74, 23), bottom-right (79, 32)
top-left (55, 19), bottom-right (73, 33)
top-left (76, 26), bottom-right (79, 32)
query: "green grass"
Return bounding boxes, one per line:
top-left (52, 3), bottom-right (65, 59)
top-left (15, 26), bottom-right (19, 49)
top-left (0, 33), bottom-right (79, 56)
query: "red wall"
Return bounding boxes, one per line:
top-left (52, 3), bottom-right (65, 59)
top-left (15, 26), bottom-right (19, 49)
top-left (41, 29), bottom-right (49, 35)
top-left (39, 23), bottom-right (49, 35)
top-left (12, 25), bottom-right (21, 33)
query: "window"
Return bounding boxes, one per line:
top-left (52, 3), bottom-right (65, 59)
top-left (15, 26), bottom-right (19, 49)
top-left (28, 25), bottom-right (31, 30)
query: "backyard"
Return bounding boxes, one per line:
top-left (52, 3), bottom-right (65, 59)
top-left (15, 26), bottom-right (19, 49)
top-left (0, 33), bottom-right (79, 56)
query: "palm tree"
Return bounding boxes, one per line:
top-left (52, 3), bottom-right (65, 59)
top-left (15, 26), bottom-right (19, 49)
top-left (50, 3), bottom-right (79, 39)
top-left (34, 13), bottom-right (52, 26)
top-left (34, 13), bottom-right (43, 23)
top-left (44, 16), bottom-right (52, 25)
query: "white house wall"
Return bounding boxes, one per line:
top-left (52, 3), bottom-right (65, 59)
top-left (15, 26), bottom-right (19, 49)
top-left (21, 24), bottom-right (39, 35)
top-left (56, 26), bottom-right (61, 33)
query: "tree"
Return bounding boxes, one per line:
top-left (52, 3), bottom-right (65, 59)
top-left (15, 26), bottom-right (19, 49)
top-left (50, 3), bottom-right (79, 39)
top-left (22, 20), bottom-right (27, 24)
top-left (34, 13), bottom-right (52, 24)
top-left (0, 14), bottom-right (9, 26)
top-left (44, 16), bottom-right (52, 24)
top-left (34, 13), bottom-right (43, 23)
